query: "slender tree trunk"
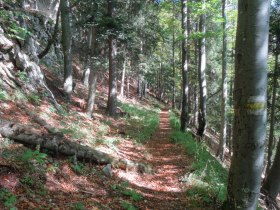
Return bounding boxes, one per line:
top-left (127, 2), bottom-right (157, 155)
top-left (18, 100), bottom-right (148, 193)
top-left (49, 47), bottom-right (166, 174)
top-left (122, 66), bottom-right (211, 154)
top-left (126, 76), bottom-right (130, 98)
top-left (86, 70), bottom-right (98, 117)
top-left (224, 1), bottom-right (270, 209)
top-left (216, 0), bottom-right (228, 161)
top-left (158, 60), bottom-right (163, 101)
top-left (82, 28), bottom-right (94, 87)
top-left (107, 0), bottom-right (117, 117)
top-left (197, 0), bottom-right (207, 137)
top-left (120, 58), bottom-right (126, 97)
top-left (262, 139), bottom-right (280, 200)
top-left (227, 79), bottom-right (233, 155)
top-left (172, 0), bottom-right (176, 109)
top-left (180, 0), bottom-right (189, 132)
top-left (86, 27), bottom-right (98, 117)
top-left (265, 52), bottom-right (279, 176)
top-left (60, 0), bottom-right (73, 101)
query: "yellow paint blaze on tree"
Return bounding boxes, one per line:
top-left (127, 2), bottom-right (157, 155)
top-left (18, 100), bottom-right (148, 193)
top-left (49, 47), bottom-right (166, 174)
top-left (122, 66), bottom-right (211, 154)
top-left (244, 103), bottom-right (266, 110)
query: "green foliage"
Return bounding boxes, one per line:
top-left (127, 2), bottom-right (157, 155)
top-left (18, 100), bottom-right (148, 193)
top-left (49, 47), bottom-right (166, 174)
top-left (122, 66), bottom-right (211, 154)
top-left (121, 201), bottom-right (137, 210)
top-left (0, 8), bottom-right (32, 40)
top-left (73, 202), bottom-right (86, 210)
top-left (9, 22), bottom-right (32, 40)
top-left (59, 125), bottom-right (91, 141)
top-left (22, 149), bottom-right (48, 165)
top-left (20, 174), bottom-right (34, 186)
top-left (28, 93), bottom-right (40, 105)
top-left (69, 156), bottom-right (85, 174)
top-left (97, 123), bottom-right (110, 136)
top-left (120, 103), bottom-right (160, 143)
top-left (16, 71), bottom-right (28, 81)
top-left (13, 89), bottom-right (28, 101)
top-left (20, 174), bottom-right (47, 196)
top-left (0, 90), bottom-right (9, 100)
top-left (0, 188), bottom-right (17, 209)
top-left (112, 182), bottom-right (142, 209)
top-left (169, 111), bottom-right (227, 207)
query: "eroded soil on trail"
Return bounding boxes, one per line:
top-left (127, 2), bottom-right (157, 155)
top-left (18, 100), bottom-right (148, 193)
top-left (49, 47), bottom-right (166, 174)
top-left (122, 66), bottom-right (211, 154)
top-left (114, 109), bottom-right (191, 209)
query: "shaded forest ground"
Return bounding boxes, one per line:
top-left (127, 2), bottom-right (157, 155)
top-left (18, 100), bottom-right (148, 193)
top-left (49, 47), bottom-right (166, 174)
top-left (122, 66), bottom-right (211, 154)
top-left (0, 58), bottom-right (226, 209)
top-left (0, 62), bottom-right (278, 209)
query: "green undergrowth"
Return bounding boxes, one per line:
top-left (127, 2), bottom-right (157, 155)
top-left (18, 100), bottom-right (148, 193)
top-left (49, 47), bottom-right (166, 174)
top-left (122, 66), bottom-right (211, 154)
top-left (169, 111), bottom-right (228, 208)
top-left (119, 102), bottom-right (160, 143)
top-left (112, 181), bottom-right (143, 210)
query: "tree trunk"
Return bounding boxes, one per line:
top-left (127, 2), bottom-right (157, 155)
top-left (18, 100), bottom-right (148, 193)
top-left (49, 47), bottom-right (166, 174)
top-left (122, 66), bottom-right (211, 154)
top-left (86, 70), bottom-right (98, 117)
top-left (227, 79), bottom-right (233, 155)
top-left (216, 0), bottom-right (228, 161)
top-left (60, 0), bottom-right (73, 101)
top-left (126, 76), bottom-right (130, 98)
top-left (224, 1), bottom-right (270, 209)
top-left (262, 139), bottom-right (280, 200)
top-left (82, 28), bottom-right (94, 87)
top-left (265, 52), bottom-right (279, 176)
top-left (120, 58), bottom-right (126, 97)
top-left (172, 0), bottom-right (176, 109)
top-left (197, 0), bottom-right (207, 137)
top-left (0, 119), bottom-right (112, 164)
top-left (180, 0), bottom-right (189, 132)
top-left (86, 27), bottom-right (98, 117)
top-left (107, 0), bottom-right (117, 117)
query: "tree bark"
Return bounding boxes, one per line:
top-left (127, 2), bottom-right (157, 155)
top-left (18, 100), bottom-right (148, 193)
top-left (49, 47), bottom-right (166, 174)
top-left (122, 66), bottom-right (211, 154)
top-left (265, 52), bottom-right (279, 176)
top-left (60, 0), bottom-right (73, 101)
top-left (38, 6), bottom-right (60, 59)
top-left (0, 119), bottom-right (112, 164)
top-left (126, 76), bottom-right (130, 98)
top-left (86, 69), bottom-right (98, 117)
top-left (172, 0), bottom-right (176, 109)
top-left (180, 0), bottom-right (189, 132)
top-left (216, 0), bottom-right (228, 161)
top-left (224, 1), bottom-right (270, 209)
top-left (82, 28), bottom-right (94, 87)
top-left (262, 139), bottom-right (280, 201)
top-left (120, 58), bottom-right (126, 97)
top-left (86, 27), bottom-right (98, 117)
top-left (106, 0), bottom-right (117, 117)
top-left (197, 0), bottom-right (207, 137)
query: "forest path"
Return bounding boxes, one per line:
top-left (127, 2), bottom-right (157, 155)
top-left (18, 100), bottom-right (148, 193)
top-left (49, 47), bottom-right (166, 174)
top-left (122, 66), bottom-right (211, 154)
top-left (115, 109), bottom-right (190, 209)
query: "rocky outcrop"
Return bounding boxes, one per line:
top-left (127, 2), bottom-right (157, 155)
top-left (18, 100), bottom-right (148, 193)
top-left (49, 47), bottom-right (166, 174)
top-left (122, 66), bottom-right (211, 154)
top-left (0, 24), bottom-right (61, 109)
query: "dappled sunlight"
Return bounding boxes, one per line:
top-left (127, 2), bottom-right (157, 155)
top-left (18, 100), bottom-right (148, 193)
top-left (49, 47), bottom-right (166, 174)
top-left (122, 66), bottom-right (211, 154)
top-left (112, 110), bottom-right (191, 208)
top-left (45, 163), bottom-right (107, 196)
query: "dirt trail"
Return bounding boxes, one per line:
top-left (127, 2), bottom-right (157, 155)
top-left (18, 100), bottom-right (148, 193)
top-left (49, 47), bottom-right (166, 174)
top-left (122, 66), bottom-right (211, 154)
top-left (116, 109), bottom-right (190, 209)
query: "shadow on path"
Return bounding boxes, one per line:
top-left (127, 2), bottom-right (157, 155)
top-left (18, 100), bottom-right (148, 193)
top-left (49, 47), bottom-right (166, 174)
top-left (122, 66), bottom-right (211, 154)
top-left (115, 109), bottom-right (191, 209)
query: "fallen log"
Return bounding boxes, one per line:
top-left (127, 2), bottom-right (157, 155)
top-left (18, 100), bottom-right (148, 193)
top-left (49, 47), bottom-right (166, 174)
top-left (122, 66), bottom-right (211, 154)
top-left (0, 119), bottom-right (154, 174)
top-left (0, 119), bottom-right (112, 164)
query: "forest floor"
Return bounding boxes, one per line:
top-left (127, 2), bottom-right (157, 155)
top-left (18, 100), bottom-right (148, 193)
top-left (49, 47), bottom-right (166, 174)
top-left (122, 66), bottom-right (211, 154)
top-left (1, 54), bottom-right (202, 209)
top-left (0, 107), bottom-right (197, 209)
top-left (1, 61), bottom-right (278, 209)
top-left (112, 109), bottom-right (192, 209)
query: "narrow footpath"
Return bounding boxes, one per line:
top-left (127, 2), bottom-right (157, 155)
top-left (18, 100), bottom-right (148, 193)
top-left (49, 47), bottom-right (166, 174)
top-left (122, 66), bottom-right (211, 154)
top-left (116, 109), bottom-right (191, 209)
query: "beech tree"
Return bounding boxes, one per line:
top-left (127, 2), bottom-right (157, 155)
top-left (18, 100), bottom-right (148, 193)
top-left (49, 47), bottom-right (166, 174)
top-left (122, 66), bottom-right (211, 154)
top-left (106, 0), bottom-right (117, 116)
top-left (265, 0), bottom-right (280, 177)
top-left (180, 0), bottom-right (189, 132)
top-left (224, 0), bottom-right (270, 209)
top-left (197, 0), bottom-right (207, 137)
top-left (216, 0), bottom-right (228, 161)
top-left (60, 0), bottom-right (73, 101)
top-left (262, 139), bottom-right (280, 202)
